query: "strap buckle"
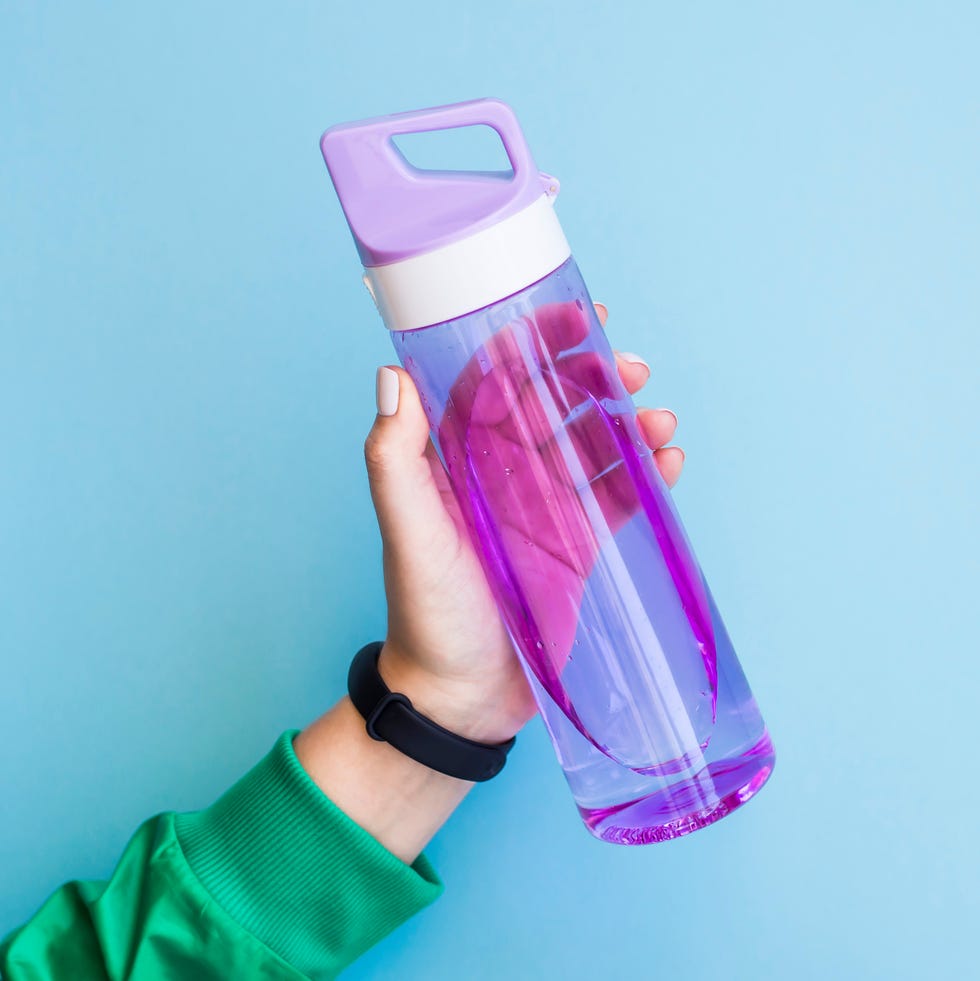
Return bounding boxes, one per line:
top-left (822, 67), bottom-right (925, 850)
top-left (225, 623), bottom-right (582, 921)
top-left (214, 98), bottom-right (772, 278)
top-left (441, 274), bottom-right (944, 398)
top-left (365, 690), bottom-right (412, 742)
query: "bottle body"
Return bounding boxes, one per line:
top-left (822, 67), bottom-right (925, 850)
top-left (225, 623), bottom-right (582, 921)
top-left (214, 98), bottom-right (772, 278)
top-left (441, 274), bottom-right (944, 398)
top-left (391, 257), bottom-right (774, 843)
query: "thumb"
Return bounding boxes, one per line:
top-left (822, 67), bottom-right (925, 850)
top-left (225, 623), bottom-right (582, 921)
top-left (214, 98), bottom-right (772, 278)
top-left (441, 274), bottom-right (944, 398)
top-left (365, 366), bottom-right (448, 549)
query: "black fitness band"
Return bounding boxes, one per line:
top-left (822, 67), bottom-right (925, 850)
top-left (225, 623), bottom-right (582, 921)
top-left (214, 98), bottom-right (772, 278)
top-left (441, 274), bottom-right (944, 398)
top-left (347, 642), bottom-right (516, 782)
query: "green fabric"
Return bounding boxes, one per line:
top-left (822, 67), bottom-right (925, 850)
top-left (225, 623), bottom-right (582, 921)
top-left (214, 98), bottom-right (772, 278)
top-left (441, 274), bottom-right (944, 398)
top-left (0, 732), bottom-right (444, 979)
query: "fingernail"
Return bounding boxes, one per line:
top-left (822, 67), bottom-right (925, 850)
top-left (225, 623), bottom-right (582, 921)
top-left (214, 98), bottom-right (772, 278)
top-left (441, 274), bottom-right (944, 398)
top-left (594, 302), bottom-right (609, 318)
top-left (618, 352), bottom-right (650, 373)
top-left (376, 366), bottom-right (399, 416)
top-left (656, 408), bottom-right (678, 427)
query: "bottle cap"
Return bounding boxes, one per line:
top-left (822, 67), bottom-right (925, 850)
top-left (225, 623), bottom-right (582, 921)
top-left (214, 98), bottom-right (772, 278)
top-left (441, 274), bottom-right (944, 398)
top-left (321, 98), bottom-right (570, 331)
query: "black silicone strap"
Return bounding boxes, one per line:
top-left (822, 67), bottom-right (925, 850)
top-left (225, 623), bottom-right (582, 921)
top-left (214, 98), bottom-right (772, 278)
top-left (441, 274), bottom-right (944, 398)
top-left (347, 642), bottom-right (515, 782)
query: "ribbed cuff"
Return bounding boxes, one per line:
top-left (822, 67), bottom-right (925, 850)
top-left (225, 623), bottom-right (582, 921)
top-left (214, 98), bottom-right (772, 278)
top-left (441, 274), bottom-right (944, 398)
top-left (175, 731), bottom-right (443, 979)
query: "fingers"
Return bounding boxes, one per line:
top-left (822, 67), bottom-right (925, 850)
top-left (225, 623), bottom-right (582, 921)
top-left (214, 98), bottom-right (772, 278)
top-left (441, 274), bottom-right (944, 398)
top-left (533, 301), bottom-right (591, 354)
top-left (555, 352), bottom-right (620, 405)
top-left (597, 301), bottom-right (653, 396)
top-left (449, 299), bottom-right (652, 428)
top-left (596, 302), bottom-right (683, 488)
top-left (446, 322), bottom-right (530, 427)
top-left (369, 366), bottom-right (431, 456)
top-left (365, 366), bottom-right (450, 549)
top-left (475, 345), bottom-right (682, 494)
top-left (614, 352), bottom-right (651, 394)
top-left (638, 407), bottom-right (683, 487)
top-left (637, 407), bottom-right (677, 449)
top-left (529, 300), bottom-right (651, 400)
top-left (653, 446), bottom-right (685, 488)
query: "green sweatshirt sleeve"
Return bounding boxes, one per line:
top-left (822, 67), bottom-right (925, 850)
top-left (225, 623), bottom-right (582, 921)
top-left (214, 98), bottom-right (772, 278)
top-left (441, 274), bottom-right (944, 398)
top-left (0, 731), bottom-right (444, 980)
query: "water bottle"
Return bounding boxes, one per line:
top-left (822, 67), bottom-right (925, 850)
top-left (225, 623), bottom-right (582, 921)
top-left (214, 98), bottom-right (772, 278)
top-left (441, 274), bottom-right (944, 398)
top-left (320, 98), bottom-right (774, 843)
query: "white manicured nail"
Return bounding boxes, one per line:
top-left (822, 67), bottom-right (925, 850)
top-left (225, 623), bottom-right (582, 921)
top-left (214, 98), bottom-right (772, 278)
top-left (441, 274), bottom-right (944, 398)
top-left (376, 367), bottom-right (399, 417)
top-left (618, 352), bottom-right (650, 372)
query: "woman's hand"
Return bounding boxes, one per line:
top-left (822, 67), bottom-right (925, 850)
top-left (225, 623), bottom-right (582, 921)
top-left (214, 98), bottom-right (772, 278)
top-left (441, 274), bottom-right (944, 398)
top-left (296, 305), bottom-right (685, 863)
top-left (367, 304), bottom-right (684, 745)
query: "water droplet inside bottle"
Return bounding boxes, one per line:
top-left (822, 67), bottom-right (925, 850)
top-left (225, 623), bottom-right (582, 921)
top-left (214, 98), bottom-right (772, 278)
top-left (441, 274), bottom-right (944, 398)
top-left (535, 641), bottom-right (544, 650)
top-left (503, 466), bottom-right (514, 476)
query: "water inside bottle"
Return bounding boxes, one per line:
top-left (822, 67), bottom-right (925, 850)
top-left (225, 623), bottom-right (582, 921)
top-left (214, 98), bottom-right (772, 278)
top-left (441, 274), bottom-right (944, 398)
top-left (459, 364), bottom-right (717, 773)
top-left (391, 258), bottom-right (774, 842)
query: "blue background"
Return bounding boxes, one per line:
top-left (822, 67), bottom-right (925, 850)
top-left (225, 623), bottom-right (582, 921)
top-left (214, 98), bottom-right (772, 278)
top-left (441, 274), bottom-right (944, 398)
top-left (2, 3), bottom-right (978, 978)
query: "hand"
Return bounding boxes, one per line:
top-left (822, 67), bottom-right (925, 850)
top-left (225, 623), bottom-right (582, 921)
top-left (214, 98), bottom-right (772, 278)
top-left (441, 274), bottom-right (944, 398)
top-left (295, 305), bottom-right (685, 864)
top-left (366, 304), bottom-right (684, 744)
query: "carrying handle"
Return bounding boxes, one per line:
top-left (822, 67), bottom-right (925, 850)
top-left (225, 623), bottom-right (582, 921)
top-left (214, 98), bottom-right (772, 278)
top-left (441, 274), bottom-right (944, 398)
top-left (373, 98), bottom-right (533, 180)
top-left (321, 98), bottom-right (554, 266)
top-left (322, 98), bottom-right (538, 190)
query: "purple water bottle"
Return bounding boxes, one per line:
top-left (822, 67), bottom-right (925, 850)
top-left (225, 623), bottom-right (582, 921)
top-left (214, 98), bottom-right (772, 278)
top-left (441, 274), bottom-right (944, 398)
top-left (321, 98), bottom-right (774, 843)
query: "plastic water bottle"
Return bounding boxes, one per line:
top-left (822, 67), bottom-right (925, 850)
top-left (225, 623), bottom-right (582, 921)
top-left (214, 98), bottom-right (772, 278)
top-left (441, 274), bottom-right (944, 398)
top-left (321, 98), bottom-right (774, 843)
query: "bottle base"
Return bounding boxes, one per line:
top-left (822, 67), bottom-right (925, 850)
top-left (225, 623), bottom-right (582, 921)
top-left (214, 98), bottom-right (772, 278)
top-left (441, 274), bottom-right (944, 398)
top-left (578, 732), bottom-right (775, 845)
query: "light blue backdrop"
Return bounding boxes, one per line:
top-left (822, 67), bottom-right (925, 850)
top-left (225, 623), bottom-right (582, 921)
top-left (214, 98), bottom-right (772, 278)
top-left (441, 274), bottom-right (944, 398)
top-left (2, 3), bottom-right (977, 978)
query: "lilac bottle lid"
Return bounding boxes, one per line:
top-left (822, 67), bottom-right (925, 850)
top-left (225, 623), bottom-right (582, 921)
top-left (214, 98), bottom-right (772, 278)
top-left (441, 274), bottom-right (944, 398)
top-left (321, 98), bottom-right (571, 331)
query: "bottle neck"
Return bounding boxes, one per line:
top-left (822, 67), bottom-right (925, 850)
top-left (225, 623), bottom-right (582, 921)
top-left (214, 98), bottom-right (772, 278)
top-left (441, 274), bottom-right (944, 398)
top-left (362, 196), bottom-right (571, 332)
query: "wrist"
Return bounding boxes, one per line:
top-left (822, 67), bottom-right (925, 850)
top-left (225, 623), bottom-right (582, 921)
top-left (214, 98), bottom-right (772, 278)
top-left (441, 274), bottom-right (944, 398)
top-left (378, 641), bottom-right (522, 745)
top-left (295, 698), bottom-right (472, 864)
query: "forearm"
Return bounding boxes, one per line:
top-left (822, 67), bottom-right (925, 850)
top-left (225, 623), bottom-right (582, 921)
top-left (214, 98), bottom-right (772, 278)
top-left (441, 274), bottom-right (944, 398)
top-left (294, 695), bottom-right (474, 865)
top-left (293, 638), bottom-right (517, 865)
